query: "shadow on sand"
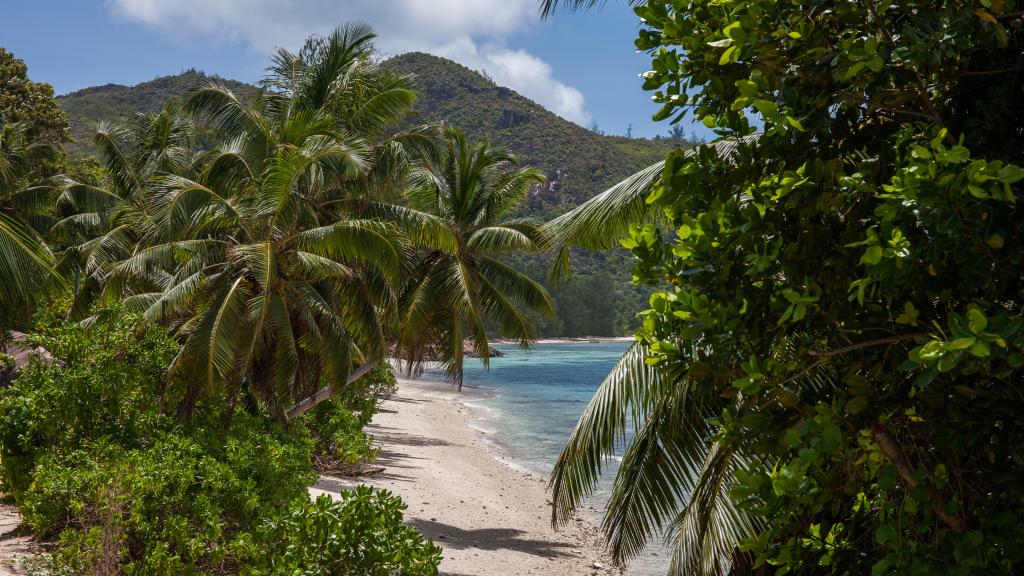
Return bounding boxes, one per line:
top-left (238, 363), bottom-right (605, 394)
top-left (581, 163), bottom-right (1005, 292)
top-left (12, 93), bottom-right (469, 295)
top-left (409, 519), bottom-right (578, 560)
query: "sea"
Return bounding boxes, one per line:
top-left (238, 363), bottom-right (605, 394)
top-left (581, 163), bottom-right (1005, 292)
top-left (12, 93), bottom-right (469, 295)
top-left (420, 340), bottom-right (670, 575)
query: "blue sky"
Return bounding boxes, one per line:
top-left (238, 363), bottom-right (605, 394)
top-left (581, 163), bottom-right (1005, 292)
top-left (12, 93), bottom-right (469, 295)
top-left (4, 1), bottom-right (707, 140)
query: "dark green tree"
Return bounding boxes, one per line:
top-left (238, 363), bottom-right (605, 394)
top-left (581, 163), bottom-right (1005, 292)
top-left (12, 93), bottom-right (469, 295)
top-left (0, 48), bottom-right (70, 146)
top-left (544, 0), bottom-right (1024, 574)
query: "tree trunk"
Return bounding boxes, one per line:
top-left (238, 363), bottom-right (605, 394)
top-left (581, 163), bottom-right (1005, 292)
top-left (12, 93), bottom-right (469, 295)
top-left (283, 359), bottom-right (379, 422)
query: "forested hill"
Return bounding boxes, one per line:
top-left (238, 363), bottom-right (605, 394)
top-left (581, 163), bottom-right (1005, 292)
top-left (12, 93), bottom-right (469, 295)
top-left (59, 55), bottom-right (674, 210)
top-left (386, 53), bottom-right (675, 212)
top-left (56, 54), bottom-right (683, 336)
top-left (58, 70), bottom-right (257, 158)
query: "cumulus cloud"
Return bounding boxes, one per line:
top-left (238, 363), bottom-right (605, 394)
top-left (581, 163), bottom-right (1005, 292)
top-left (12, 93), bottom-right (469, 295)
top-left (106, 0), bottom-right (591, 124)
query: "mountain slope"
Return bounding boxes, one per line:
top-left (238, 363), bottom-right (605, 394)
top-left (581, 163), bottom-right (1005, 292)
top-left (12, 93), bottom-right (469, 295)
top-left (58, 69), bottom-right (257, 157)
top-left (387, 53), bottom-right (675, 210)
top-left (59, 55), bottom-right (674, 209)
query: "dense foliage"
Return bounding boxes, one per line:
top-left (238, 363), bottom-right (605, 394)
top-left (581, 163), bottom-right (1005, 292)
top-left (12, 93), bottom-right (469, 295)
top-left (307, 364), bottom-right (397, 475)
top-left (548, 0), bottom-right (1024, 574)
top-left (0, 122), bottom-right (59, 320)
top-left (239, 489), bottom-right (442, 575)
top-left (0, 48), bottom-right (69, 147)
top-left (390, 128), bottom-right (553, 383)
top-left (0, 305), bottom-right (438, 574)
top-left (56, 54), bottom-right (680, 336)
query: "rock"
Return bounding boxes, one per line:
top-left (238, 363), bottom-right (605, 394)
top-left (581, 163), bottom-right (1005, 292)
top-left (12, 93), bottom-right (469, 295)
top-left (1, 331), bottom-right (59, 388)
top-left (592, 562), bottom-right (604, 569)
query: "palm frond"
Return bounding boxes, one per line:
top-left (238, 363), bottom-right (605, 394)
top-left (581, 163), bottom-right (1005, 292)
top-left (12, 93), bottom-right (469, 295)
top-left (550, 341), bottom-right (662, 525)
top-left (0, 211), bottom-right (55, 302)
top-left (296, 219), bottom-right (403, 281)
top-left (542, 160), bottom-right (664, 252)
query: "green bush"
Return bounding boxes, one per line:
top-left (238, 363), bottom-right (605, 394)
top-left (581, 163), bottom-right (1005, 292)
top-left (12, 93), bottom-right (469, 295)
top-left (238, 488), bottom-right (442, 576)
top-left (0, 306), bottom-right (439, 575)
top-left (24, 414), bottom-right (315, 574)
top-left (305, 363), bottom-right (397, 475)
top-left (0, 304), bottom-right (178, 496)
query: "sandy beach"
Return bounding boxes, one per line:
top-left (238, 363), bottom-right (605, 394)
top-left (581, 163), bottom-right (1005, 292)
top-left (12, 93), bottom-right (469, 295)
top-left (311, 377), bottom-right (619, 576)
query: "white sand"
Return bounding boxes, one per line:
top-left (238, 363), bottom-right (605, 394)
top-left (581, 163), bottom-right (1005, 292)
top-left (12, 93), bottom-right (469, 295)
top-left (312, 377), bottom-right (619, 576)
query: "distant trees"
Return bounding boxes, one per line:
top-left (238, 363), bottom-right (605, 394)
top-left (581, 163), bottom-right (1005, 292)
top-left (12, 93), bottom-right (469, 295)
top-left (550, 272), bottom-right (615, 336)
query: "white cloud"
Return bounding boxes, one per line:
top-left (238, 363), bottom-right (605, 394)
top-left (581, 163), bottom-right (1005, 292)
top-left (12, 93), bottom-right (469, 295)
top-left (106, 0), bottom-right (591, 125)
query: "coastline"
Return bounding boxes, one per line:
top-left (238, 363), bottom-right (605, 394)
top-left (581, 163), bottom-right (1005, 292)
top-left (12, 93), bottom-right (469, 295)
top-left (495, 336), bottom-right (634, 346)
top-left (312, 377), bottom-right (619, 575)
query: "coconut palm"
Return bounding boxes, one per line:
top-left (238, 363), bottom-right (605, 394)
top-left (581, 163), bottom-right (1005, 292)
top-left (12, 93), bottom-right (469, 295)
top-left (390, 128), bottom-right (553, 386)
top-left (104, 24), bottom-right (434, 419)
top-left (52, 103), bottom-right (197, 318)
top-left (543, 139), bottom-right (774, 575)
top-left (114, 155), bottom-right (405, 419)
top-left (0, 122), bottom-right (58, 307)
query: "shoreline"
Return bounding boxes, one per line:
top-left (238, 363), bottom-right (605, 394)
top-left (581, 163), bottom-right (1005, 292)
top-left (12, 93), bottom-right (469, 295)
top-left (497, 336), bottom-right (634, 346)
top-left (312, 377), bottom-right (619, 575)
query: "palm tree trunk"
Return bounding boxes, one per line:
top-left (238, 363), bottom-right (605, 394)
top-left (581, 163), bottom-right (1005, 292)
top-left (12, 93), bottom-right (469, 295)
top-left (283, 359), bottom-right (379, 422)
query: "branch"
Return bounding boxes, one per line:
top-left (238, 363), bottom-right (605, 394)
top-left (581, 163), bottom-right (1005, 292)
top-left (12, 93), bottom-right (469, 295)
top-left (284, 359), bottom-right (380, 422)
top-left (867, 0), bottom-right (953, 142)
top-left (872, 424), bottom-right (965, 533)
top-left (994, 10), bottom-right (1024, 21)
top-left (807, 333), bottom-right (926, 357)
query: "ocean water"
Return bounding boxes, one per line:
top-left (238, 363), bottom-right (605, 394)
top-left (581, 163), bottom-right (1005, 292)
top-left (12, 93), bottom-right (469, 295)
top-left (421, 340), bottom-right (670, 575)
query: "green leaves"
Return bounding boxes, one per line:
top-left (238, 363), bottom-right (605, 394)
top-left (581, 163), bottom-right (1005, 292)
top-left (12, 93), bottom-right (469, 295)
top-left (967, 306), bottom-right (988, 335)
top-left (777, 289), bottom-right (819, 325)
top-left (565, 0), bottom-right (1024, 573)
top-left (862, 245), bottom-right (883, 265)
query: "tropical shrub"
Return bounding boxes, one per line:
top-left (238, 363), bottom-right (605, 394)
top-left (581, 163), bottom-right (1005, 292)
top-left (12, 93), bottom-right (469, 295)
top-left (0, 303), bottom-right (177, 497)
top-left (24, 416), bottom-right (315, 573)
top-left (238, 489), bottom-right (442, 576)
top-left (545, 0), bottom-right (1024, 574)
top-left (305, 364), bottom-right (397, 475)
top-left (0, 305), bottom-right (437, 574)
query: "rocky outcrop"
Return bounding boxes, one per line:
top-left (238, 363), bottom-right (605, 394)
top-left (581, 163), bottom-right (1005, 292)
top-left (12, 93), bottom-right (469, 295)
top-left (1, 331), bottom-right (57, 388)
top-left (462, 341), bottom-right (504, 358)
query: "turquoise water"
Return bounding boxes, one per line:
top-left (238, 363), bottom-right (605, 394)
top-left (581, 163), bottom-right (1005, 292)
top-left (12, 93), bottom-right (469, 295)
top-left (422, 340), bottom-right (669, 575)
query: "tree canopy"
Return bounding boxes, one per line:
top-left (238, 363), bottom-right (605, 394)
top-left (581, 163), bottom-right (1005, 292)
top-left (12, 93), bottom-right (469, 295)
top-left (0, 48), bottom-right (70, 147)
top-left (548, 1), bottom-right (1024, 574)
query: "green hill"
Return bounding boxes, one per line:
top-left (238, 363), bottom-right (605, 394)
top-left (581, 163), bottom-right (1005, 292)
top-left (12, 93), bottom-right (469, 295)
top-left (58, 69), bottom-right (257, 158)
top-left (57, 54), bottom-right (682, 336)
top-left (386, 53), bottom-right (675, 211)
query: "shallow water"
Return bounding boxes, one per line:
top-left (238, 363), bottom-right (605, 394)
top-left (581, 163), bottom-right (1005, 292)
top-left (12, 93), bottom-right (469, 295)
top-left (421, 340), bottom-right (670, 575)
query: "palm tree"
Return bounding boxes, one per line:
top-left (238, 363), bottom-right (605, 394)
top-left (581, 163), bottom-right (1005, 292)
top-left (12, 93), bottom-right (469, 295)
top-left (0, 122), bottom-right (58, 309)
top-left (114, 159), bottom-right (406, 419)
top-left (96, 24), bottom-right (422, 420)
top-left (390, 128), bottom-right (554, 386)
top-left (52, 103), bottom-right (197, 318)
top-left (543, 139), bottom-right (769, 575)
